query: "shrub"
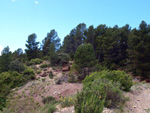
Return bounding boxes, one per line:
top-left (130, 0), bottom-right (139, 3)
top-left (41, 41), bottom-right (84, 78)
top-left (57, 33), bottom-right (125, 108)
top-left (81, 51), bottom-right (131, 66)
top-left (110, 63), bottom-right (118, 70)
top-left (68, 74), bottom-right (76, 83)
top-left (31, 58), bottom-right (43, 64)
top-left (42, 78), bottom-right (46, 82)
top-left (26, 61), bottom-right (33, 66)
top-left (74, 77), bottom-right (125, 113)
top-left (26, 58), bottom-right (43, 66)
top-left (23, 68), bottom-right (35, 80)
top-left (92, 79), bottom-right (125, 108)
top-left (42, 96), bottom-right (56, 104)
top-left (9, 60), bottom-right (25, 73)
top-left (40, 63), bottom-right (48, 68)
top-left (49, 71), bottom-right (53, 79)
top-left (74, 84), bottom-right (105, 113)
top-left (50, 52), bottom-right (70, 66)
top-left (42, 56), bottom-right (49, 60)
top-left (74, 43), bottom-right (98, 79)
top-left (60, 96), bottom-right (74, 108)
top-left (0, 71), bottom-right (26, 110)
top-left (36, 70), bottom-right (41, 74)
top-left (55, 78), bottom-right (61, 85)
top-left (83, 70), bottom-right (133, 91)
top-left (46, 104), bottom-right (57, 113)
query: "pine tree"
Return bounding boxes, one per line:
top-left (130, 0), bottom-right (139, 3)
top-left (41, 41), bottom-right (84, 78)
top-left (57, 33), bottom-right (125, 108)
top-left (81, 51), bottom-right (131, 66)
top-left (25, 33), bottom-right (40, 60)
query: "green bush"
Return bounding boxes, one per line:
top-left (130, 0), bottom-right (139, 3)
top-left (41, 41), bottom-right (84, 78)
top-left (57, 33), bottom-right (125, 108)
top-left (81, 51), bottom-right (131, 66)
top-left (92, 79), bottom-right (125, 108)
top-left (0, 71), bottom-right (26, 110)
top-left (23, 68), bottom-right (35, 80)
top-left (60, 96), bottom-right (74, 108)
top-left (46, 104), bottom-right (57, 113)
top-left (26, 58), bottom-right (43, 66)
top-left (42, 56), bottom-right (49, 60)
top-left (36, 70), bottom-right (41, 74)
top-left (83, 70), bottom-right (133, 91)
top-left (74, 43), bottom-right (98, 79)
top-left (55, 78), bottom-right (61, 85)
top-left (50, 52), bottom-right (70, 66)
top-left (42, 96), bottom-right (56, 104)
top-left (49, 71), bottom-right (53, 79)
top-left (74, 83), bottom-right (105, 113)
top-left (26, 61), bottom-right (33, 66)
top-left (75, 77), bottom-right (126, 113)
top-left (110, 63), bottom-right (118, 70)
top-left (9, 60), bottom-right (25, 73)
top-left (40, 63), bottom-right (48, 68)
top-left (68, 74), bottom-right (76, 83)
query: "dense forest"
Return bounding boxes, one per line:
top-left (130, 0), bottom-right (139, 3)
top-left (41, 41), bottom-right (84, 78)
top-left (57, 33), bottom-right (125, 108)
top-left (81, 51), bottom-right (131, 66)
top-left (0, 20), bottom-right (150, 112)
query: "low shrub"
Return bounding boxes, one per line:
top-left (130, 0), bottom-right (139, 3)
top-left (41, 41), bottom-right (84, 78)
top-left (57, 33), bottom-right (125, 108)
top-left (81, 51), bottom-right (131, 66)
top-left (23, 68), bottom-right (35, 80)
top-left (68, 74), bottom-right (76, 83)
top-left (9, 60), bottom-right (25, 73)
top-left (93, 79), bottom-right (125, 108)
top-left (0, 71), bottom-right (33, 110)
top-left (55, 78), bottom-right (61, 85)
top-left (49, 71), bottom-right (53, 79)
top-left (26, 58), bottom-right (43, 66)
top-left (50, 52), bottom-right (70, 66)
top-left (26, 61), bottom-right (33, 66)
top-left (74, 84), bottom-right (105, 113)
top-left (42, 56), bottom-right (49, 60)
top-left (40, 63), bottom-right (48, 68)
top-left (42, 96), bottom-right (56, 104)
top-left (74, 77), bottom-right (125, 113)
top-left (46, 104), bottom-right (57, 113)
top-left (60, 96), bottom-right (74, 108)
top-left (36, 70), bottom-right (41, 74)
top-left (83, 70), bottom-right (133, 91)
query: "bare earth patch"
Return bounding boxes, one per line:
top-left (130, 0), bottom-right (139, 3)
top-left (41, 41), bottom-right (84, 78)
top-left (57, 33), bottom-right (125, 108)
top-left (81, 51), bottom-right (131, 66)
top-left (124, 83), bottom-right (150, 113)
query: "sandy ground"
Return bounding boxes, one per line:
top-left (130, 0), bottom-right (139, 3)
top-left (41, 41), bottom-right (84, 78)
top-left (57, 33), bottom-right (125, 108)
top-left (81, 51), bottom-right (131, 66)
top-left (124, 83), bottom-right (150, 113)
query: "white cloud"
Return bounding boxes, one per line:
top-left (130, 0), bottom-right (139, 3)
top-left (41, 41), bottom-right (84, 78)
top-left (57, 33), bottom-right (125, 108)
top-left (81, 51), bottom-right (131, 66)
top-left (34, 1), bottom-right (39, 4)
top-left (0, 45), bottom-right (3, 56)
top-left (12, 0), bottom-right (15, 2)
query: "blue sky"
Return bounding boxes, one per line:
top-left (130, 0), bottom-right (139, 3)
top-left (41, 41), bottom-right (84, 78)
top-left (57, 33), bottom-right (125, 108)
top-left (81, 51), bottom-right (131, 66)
top-left (0, 0), bottom-right (150, 54)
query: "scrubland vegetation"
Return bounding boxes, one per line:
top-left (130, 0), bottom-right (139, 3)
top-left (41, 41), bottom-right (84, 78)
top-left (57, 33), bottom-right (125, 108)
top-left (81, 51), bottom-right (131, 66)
top-left (0, 21), bottom-right (150, 113)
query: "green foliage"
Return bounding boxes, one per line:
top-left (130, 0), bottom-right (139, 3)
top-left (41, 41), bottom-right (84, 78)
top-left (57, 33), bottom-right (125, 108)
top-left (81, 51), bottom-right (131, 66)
top-left (25, 33), bottom-right (40, 60)
top-left (75, 70), bottom-right (127, 113)
top-left (74, 83), bottom-right (105, 113)
top-left (36, 70), bottom-right (41, 74)
top-left (23, 68), bottom-right (35, 80)
top-left (74, 43), bottom-right (97, 79)
top-left (0, 71), bottom-right (32, 110)
top-left (31, 58), bottom-right (43, 64)
top-left (93, 79), bottom-right (125, 108)
top-left (45, 104), bottom-right (57, 113)
top-left (83, 70), bottom-right (133, 91)
top-left (49, 71), bottom-right (53, 79)
top-left (9, 59), bottom-right (25, 73)
top-left (62, 23), bottom-right (86, 59)
top-left (42, 29), bottom-right (60, 56)
top-left (42, 96), bottom-right (56, 104)
top-left (128, 21), bottom-right (150, 79)
top-left (55, 78), bottom-right (61, 85)
top-left (68, 75), bottom-right (76, 83)
top-left (0, 46), bottom-right (12, 73)
top-left (60, 96), bottom-right (74, 108)
top-left (26, 58), bottom-right (43, 66)
top-left (50, 52), bottom-right (70, 66)
top-left (40, 63), bottom-right (48, 68)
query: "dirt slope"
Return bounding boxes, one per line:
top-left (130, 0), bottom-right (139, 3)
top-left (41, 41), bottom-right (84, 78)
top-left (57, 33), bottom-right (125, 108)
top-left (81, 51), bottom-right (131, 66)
top-left (124, 83), bottom-right (150, 113)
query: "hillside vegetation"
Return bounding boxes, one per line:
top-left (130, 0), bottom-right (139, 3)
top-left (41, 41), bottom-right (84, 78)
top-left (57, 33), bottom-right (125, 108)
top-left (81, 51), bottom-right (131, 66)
top-left (0, 21), bottom-right (150, 113)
